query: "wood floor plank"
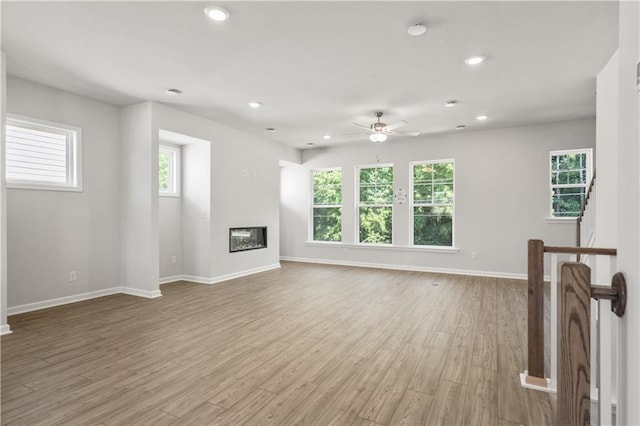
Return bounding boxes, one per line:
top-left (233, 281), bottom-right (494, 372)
top-left (424, 380), bottom-right (467, 426)
top-left (387, 389), bottom-right (433, 426)
top-left (0, 262), bottom-right (555, 426)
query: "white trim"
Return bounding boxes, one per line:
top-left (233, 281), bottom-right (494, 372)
top-left (7, 287), bottom-right (122, 316)
top-left (519, 371), bottom-right (556, 393)
top-left (160, 264), bottom-right (282, 286)
top-left (159, 275), bottom-right (183, 285)
top-left (120, 287), bottom-right (162, 299)
top-left (545, 217), bottom-right (578, 224)
top-left (280, 256), bottom-right (527, 280)
top-left (180, 275), bottom-right (214, 285)
top-left (0, 324), bottom-right (12, 335)
top-left (208, 263), bottom-right (281, 284)
top-left (305, 241), bottom-right (460, 253)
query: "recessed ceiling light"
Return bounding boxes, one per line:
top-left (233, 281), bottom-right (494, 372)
top-left (464, 55), bottom-right (486, 65)
top-left (323, 135), bottom-right (331, 140)
top-left (307, 142), bottom-right (315, 146)
top-left (204, 6), bottom-right (230, 22)
top-left (248, 101), bottom-right (262, 108)
top-left (165, 88), bottom-right (182, 96)
top-left (265, 128), bottom-right (276, 132)
top-left (445, 100), bottom-right (457, 108)
top-left (455, 125), bottom-right (466, 130)
top-left (407, 24), bottom-right (427, 36)
top-left (476, 115), bottom-right (488, 121)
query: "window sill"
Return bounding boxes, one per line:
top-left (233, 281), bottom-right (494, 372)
top-left (305, 241), bottom-right (460, 253)
top-left (545, 217), bottom-right (578, 224)
top-left (7, 183), bottom-right (82, 192)
top-left (159, 193), bottom-right (181, 198)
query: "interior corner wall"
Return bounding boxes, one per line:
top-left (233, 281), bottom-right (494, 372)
top-left (615, 1), bottom-right (640, 423)
top-left (181, 141), bottom-right (211, 280)
top-left (150, 103), bottom-right (281, 281)
top-left (0, 51), bottom-right (9, 333)
top-left (595, 51), bottom-right (619, 285)
top-left (6, 77), bottom-right (122, 309)
top-left (120, 102), bottom-right (160, 296)
top-left (280, 118), bottom-right (596, 278)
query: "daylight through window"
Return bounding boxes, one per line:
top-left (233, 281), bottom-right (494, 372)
top-left (550, 149), bottom-right (592, 217)
top-left (412, 160), bottom-right (454, 246)
top-left (159, 144), bottom-right (180, 196)
top-left (311, 169), bottom-right (342, 242)
top-left (5, 115), bottom-right (82, 191)
top-left (358, 165), bottom-right (393, 244)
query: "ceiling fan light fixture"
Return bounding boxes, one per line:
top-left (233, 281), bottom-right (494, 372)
top-left (407, 24), bottom-right (427, 36)
top-left (370, 133), bottom-right (388, 143)
top-left (204, 5), bottom-right (230, 21)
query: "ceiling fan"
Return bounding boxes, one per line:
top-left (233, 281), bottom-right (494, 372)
top-left (349, 112), bottom-right (420, 142)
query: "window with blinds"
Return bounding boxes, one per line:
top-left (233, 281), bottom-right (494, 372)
top-left (5, 115), bottom-right (82, 191)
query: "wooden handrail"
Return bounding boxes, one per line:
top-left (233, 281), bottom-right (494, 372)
top-left (544, 246), bottom-right (617, 256)
top-left (525, 239), bottom-right (617, 387)
top-left (558, 262), bottom-right (591, 426)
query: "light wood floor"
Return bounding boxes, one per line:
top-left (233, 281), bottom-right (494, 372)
top-left (1, 262), bottom-right (555, 425)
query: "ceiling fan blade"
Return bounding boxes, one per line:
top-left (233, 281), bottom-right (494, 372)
top-left (336, 131), bottom-right (370, 137)
top-left (384, 120), bottom-right (409, 131)
top-left (387, 130), bottom-right (420, 136)
top-left (351, 123), bottom-right (372, 130)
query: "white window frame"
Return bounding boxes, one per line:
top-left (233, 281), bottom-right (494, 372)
top-left (5, 114), bottom-right (82, 192)
top-left (410, 159), bottom-right (455, 248)
top-left (309, 167), bottom-right (342, 243)
top-left (159, 143), bottom-right (180, 197)
top-left (549, 148), bottom-right (593, 219)
top-left (356, 163), bottom-right (394, 245)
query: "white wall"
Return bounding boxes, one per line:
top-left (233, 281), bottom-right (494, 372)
top-left (6, 77), bottom-right (121, 308)
top-left (595, 52), bottom-right (619, 285)
top-left (151, 103), bottom-right (281, 281)
top-left (159, 196), bottom-right (182, 280)
top-left (181, 140), bottom-right (211, 280)
top-left (1, 51), bottom-right (9, 334)
top-left (280, 119), bottom-right (595, 277)
top-left (615, 1), bottom-right (640, 423)
top-left (120, 102), bottom-right (160, 298)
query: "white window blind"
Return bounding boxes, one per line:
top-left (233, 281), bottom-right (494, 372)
top-left (5, 115), bottom-right (81, 191)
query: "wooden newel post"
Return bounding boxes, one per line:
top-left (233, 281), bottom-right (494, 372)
top-left (527, 239), bottom-right (545, 383)
top-left (558, 262), bottom-right (591, 426)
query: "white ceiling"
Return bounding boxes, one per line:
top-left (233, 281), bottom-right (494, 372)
top-left (2, 1), bottom-right (618, 149)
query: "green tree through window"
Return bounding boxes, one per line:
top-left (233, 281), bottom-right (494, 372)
top-left (359, 166), bottom-right (393, 244)
top-left (312, 169), bottom-right (342, 241)
top-left (412, 161), bottom-right (454, 246)
top-left (550, 149), bottom-right (592, 217)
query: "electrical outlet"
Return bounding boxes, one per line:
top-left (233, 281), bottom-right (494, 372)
top-left (68, 271), bottom-right (77, 282)
top-left (171, 256), bottom-right (177, 264)
top-left (471, 251), bottom-right (478, 260)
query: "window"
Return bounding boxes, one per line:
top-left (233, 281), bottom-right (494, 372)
top-left (311, 169), bottom-right (342, 242)
top-left (159, 144), bottom-right (180, 196)
top-left (358, 165), bottom-right (393, 244)
top-left (412, 160), bottom-right (454, 247)
top-left (5, 115), bottom-right (82, 191)
top-left (550, 149), bottom-right (592, 217)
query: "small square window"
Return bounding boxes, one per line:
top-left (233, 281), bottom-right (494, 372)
top-left (159, 144), bottom-right (180, 196)
top-left (5, 114), bottom-right (82, 191)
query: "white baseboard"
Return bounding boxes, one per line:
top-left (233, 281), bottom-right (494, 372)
top-left (120, 287), bottom-right (162, 299)
top-left (159, 275), bottom-right (182, 285)
top-left (208, 263), bottom-right (281, 284)
top-left (0, 324), bottom-right (12, 335)
top-left (7, 287), bottom-right (122, 316)
top-left (280, 256), bottom-right (528, 280)
top-left (180, 275), bottom-right (214, 285)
